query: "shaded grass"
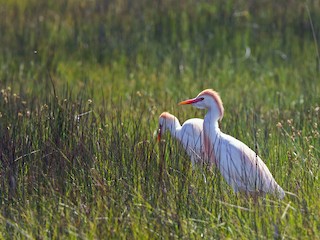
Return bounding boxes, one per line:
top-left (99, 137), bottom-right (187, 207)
top-left (0, 85), bottom-right (319, 239)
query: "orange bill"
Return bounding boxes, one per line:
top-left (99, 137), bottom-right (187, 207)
top-left (178, 97), bottom-right (202, 105)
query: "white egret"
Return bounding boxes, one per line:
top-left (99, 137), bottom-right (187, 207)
top-left (179, 89), bottom-right (285, 199)
top-left (158, 112), bottom-right (204, 166)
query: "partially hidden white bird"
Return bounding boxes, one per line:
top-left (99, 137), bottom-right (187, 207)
top-left (179, 89), bottom-right (285, 199)
top-left (158, 112), bottom-right (204, 166)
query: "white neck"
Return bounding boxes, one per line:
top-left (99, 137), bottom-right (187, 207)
top-left (166, 117), bottom-right (181, 136)
top-left (202, 110), bottom-right (222, 167)
top-left (204, 109), bottom-right (221, 135)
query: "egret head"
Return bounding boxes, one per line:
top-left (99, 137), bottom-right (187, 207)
top-left (157, 112), bottom-right (176, 141)
top-left (179, 89), bottom-right (224, 120)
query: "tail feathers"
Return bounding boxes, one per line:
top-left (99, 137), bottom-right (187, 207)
top-left (275, 185), bottom-right (285, 199)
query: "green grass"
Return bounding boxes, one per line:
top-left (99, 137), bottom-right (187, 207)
top-left (0, 0), bottom-right (319, 239)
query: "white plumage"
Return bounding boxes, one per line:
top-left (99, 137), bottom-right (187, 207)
top-left (158, 112), bottom-right (204, 166)
top-left (179, 89), bottom-right (285, 199)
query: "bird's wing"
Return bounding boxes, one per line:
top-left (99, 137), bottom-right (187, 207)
top-left (219, 134), bottom-right (283, 195)
top-left (180, 119), bottom-right (203, 148)
top-left (177, 118), bottom-right (204, 164)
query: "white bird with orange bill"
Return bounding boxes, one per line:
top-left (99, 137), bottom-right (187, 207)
top-left (158, 112), bottom-right (204, 166)
top-left (179, 89), bottom-right (285, 199)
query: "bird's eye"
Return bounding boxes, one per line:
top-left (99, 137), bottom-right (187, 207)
top-left (199, 97), bottom-right (204, 101)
